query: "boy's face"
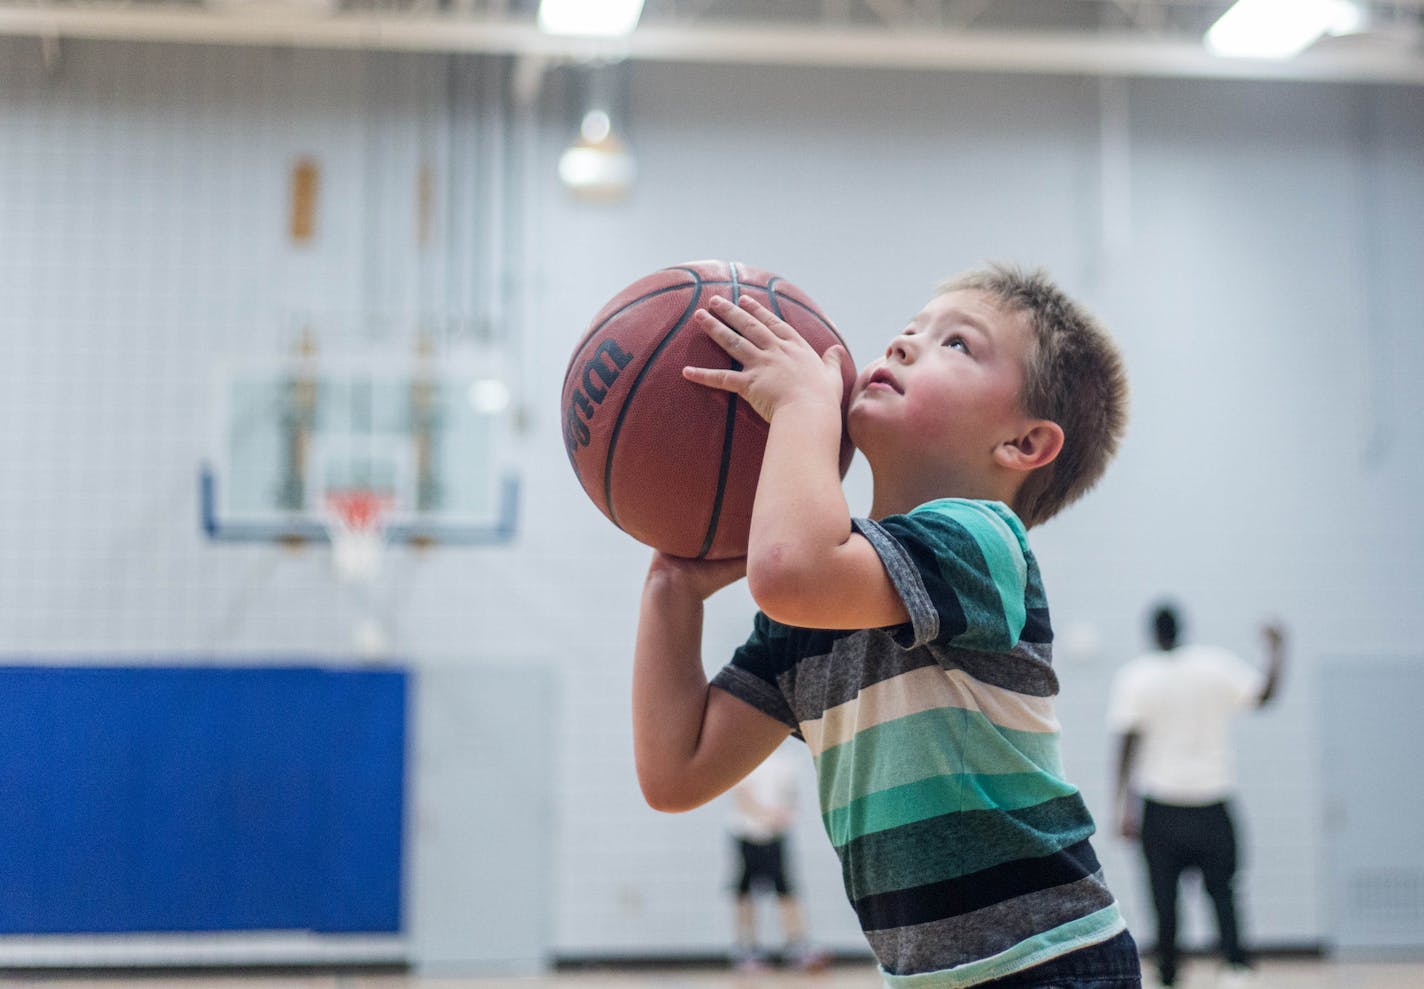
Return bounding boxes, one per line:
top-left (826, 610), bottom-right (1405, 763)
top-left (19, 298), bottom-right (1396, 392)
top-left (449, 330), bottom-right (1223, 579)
top-left (847, 289), bottom-right (1034, 471)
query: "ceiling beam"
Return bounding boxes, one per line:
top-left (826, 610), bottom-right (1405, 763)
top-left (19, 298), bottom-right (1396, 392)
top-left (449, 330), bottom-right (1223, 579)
top-left (0, 4), bottom-right (1421, 85)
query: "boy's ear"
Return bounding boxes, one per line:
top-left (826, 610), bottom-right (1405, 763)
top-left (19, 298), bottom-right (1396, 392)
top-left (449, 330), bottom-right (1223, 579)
top-left (994, 419), bottom-right (1064, 473)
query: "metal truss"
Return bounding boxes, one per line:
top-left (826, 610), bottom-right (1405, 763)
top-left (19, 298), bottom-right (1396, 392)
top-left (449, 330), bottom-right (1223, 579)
top-left (0, 0), bottom-right (1420, 83)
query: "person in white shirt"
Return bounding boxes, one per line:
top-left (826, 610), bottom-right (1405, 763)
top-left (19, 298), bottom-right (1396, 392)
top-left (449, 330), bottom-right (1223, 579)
top-left (727, 743), bottom-right (825, 971)
top-left (1108, 604), bottom-right (1286, 989)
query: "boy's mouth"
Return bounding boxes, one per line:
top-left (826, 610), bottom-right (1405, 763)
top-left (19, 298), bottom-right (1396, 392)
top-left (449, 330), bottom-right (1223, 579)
top-left (867, 368), bottom-right (903, 394)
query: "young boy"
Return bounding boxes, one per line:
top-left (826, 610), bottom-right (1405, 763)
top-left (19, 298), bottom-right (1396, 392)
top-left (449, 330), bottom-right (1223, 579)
top-left (631, 264), bottom-right (1136, 987)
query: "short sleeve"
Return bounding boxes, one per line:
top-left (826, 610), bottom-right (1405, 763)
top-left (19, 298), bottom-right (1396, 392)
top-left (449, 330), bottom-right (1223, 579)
top-left (854, 498), bottom-right (1031, 652)
top-left (1106, 664), bottom-right (1144, 732)
top-left (1209, 649), bottom-right (1266, 709)
top-left (711, 612), bottom-right (800, 731)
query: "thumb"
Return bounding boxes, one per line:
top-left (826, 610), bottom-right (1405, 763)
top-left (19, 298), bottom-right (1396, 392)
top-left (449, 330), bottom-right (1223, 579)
top-left (823, 346), bottom-right (855, 401)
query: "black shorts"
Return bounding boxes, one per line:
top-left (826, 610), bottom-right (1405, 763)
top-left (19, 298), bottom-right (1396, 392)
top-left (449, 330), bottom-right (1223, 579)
top-left (734, 837), bottom-right (792, 896)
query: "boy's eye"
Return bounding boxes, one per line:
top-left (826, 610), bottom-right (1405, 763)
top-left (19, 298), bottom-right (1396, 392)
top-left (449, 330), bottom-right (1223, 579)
top-left (943, 336), bottom-right (969, 353)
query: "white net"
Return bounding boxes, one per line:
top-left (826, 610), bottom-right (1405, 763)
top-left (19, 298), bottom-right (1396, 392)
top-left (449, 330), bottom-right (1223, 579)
top-left (324, 490), bottom-right (393, 584)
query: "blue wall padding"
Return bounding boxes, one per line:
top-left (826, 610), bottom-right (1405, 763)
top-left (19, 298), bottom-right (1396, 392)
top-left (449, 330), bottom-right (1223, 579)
top-left (0, 665), bottom-right (406, 934)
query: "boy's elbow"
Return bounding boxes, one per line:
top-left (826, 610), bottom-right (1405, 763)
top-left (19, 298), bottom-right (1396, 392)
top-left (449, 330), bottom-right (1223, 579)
top-left (642, 790), bottom-right (698, 814)
top-left (746, 573), bottom-right (793, 625)
top-left (747, 543), bottom-right (816, 624)
top-left (637, 773), bottom-right (707, 815)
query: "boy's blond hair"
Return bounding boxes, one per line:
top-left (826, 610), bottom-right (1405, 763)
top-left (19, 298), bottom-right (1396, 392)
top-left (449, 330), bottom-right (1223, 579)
top-left (939, 264), bottom-right (1128, 528)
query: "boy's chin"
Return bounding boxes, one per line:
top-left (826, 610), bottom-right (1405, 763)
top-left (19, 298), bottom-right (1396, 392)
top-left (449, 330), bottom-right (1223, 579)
top-left (845, 422), bottom-right (890, 466)
top-left (847, 404), bottom-right (894, 447)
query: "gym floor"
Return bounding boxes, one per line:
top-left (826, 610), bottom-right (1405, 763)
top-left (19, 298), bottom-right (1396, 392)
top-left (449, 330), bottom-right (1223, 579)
top-left (9, 958), bottom-right (1424, 989)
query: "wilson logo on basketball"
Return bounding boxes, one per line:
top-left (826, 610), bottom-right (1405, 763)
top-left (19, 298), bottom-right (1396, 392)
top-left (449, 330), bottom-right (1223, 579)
top-left (559, 261), bottom-right (852, 559)
top-left (563, 339), bottom-right (635, 458)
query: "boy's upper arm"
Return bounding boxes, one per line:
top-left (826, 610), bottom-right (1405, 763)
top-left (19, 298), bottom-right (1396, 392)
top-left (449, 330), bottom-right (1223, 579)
top-left (754, 530), bottom-right (909, 631)
top-left (640, 687), bottom-right (788, 813)
top-left (694, 687), bottom-right (795, 798)
top-left (752, 500), bottom-right (1034, 646)
top-left (681, 613), bottom-right (798, 811)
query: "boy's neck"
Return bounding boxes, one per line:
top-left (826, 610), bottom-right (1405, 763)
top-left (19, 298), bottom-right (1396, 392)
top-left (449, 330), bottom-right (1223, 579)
top-left (868, 467), bottom-right (1020, 520)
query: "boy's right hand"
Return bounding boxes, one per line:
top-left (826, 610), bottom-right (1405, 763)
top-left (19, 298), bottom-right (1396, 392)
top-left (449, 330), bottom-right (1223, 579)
top-left (647, 551), bottom-right (747, 601)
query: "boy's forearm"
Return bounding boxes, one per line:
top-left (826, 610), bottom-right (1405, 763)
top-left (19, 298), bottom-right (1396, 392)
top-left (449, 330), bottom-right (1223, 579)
top-left (632, 572), bottom-right (716, 808)
top-left (743, 402), bottom-right (910, 630)
top-left (747, 403), bottom-right (852, 582)
top-left (633, 568), bottom-right (793, 813)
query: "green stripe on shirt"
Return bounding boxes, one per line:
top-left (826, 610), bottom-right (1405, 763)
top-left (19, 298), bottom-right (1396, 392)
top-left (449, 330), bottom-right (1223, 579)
top-left (921, 499), bottom-right (1028, 647)
top-left (823, 770), bottom-right (1081, 848)
top-left (816, 705), bottom-right (1064, 814)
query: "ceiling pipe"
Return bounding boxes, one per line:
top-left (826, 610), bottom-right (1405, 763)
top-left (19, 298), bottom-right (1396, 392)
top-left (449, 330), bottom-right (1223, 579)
top-left (0, 5), bottom-right (1421, 84)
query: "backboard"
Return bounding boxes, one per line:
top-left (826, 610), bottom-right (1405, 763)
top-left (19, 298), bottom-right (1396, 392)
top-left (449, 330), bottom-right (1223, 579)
top-left (200, 351), bottom-right (519, 548)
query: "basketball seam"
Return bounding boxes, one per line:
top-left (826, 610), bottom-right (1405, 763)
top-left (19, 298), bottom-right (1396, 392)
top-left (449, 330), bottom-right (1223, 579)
top-left (562, 275), bottom-right (816, 383)
top-left (562, 280), bottom-right (698, 384)
top-left (567, 264), bottom-right (847, 557)
top-left (772, 292), bottom-right (847, 348)
top-left (698, 263), bottom-right (745, 558)
top-left (601, 272), bottom-right (708, 533)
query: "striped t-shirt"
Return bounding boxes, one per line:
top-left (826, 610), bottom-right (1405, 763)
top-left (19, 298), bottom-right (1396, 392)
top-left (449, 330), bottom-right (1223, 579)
top-left (711, 498), bottom-right (1125, 987)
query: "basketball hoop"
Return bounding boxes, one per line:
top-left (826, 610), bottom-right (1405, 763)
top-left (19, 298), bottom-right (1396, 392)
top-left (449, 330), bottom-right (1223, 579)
top-left (324, 489), bottom-right (394, 583)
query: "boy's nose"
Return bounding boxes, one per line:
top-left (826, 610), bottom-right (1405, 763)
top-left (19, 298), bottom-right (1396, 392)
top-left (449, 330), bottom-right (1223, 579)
top-left (886, 337), bottom-right (914, 363)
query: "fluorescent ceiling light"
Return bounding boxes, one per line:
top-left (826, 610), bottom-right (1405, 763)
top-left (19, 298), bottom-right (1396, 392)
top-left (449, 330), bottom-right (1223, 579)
top-left (558, 110), bottom-right (636, 201)
top-left (467, 379), bottom-right (512, 415)
top-left (538, 0), bottom-right (646, 37)
top-left (1206, 0), bottom-right (1364, 59)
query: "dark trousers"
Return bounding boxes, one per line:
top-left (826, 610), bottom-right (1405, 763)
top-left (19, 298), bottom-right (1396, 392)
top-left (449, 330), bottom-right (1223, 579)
top-left (1140, 799), bottom-right (1248, 986)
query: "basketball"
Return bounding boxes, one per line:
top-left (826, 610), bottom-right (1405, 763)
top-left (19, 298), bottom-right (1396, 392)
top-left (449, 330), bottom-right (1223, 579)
top-left (562, 260), bottom-right (856, 559)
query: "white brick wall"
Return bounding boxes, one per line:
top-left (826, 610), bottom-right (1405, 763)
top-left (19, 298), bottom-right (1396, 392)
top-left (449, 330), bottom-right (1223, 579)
top-left (1, 39), bottom-right (1422, 965)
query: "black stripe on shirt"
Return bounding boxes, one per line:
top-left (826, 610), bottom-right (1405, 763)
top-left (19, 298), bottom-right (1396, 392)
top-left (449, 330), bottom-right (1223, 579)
top-left (1022, 606), bottom-right (1053, 645)
top-left (852, 837), bottom-right (1102, 932)
top-left (838, 794), bottom-right (1096, 903)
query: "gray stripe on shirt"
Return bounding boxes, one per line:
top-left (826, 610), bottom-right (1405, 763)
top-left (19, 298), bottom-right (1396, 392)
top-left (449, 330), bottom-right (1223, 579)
top-left (863, 872), bottom-right (1118, 974)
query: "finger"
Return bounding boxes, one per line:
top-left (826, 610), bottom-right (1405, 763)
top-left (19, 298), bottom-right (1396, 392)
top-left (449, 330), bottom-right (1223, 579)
top-left (822, 343), bottom-right (847, 373)
top-left (735, 294), bottom-right (802, 342)
top-left (694, 308), bottom-right (761, 358)
top-left (682, 364), bottom-right (744, 393)
top-left (709, 295), bottom-right (784, 348)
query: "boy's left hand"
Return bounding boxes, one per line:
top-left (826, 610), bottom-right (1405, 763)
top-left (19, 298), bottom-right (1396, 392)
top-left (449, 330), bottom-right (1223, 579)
top-left (683, 295), bottom-right (847, 424)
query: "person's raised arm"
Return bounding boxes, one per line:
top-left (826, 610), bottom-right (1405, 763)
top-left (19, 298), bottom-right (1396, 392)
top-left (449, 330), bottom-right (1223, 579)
top-left (1257, 622), bottom-right (1287, 707)
top-left (683, 295), bottom-right (908, 631)
top-left (632, 552), bottom-right (789, 812)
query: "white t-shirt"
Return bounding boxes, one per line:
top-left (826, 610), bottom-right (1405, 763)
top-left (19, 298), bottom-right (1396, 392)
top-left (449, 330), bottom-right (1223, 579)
top-left (729, 748), bottom-right (799, 843)
top-left (1107, 644), bottom-right (1264, 805)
